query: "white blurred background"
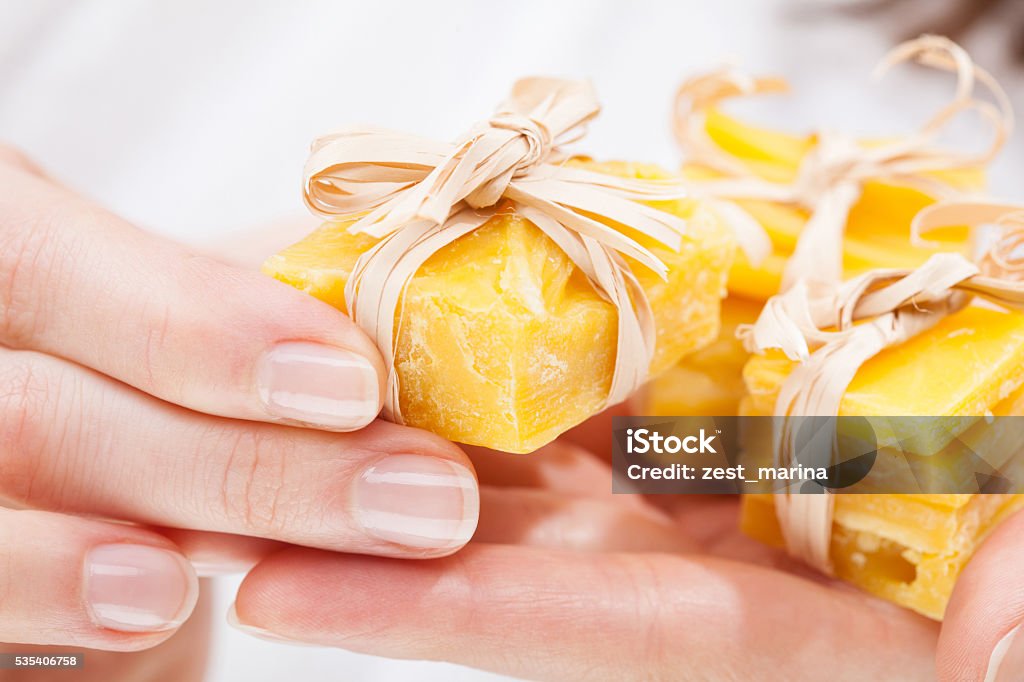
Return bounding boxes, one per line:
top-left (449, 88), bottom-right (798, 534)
top-left (1, 1), bottom-right (1022, 680)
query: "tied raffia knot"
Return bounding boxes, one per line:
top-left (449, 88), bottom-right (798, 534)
top-left (674, 35), bottom-right (1013, 293)
top-left (788, 133), bottom-right (866, 209)
top-left (460, 110), bottom-right (556, 209)
top-left (303, 78), bottom-right (697, 424)
top-left (485, 111), bottom-right (553, 175)
top-left (739, 204), bottom-right (1024, 573)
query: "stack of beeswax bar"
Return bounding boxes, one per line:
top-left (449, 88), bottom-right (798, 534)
top-left (645, 107), bottom-right (979, 418)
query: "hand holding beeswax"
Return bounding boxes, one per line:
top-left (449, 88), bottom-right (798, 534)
top-left (264, 80), bottom-right (735, 452)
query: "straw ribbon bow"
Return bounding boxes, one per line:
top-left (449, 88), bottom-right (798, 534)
top-left (303, 78), bottom-right (694, 423)
top-left (674, 35), bottom-right (1013, 293)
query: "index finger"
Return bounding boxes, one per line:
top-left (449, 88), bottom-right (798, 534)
top-left (0, 152), bottom-right (385, 431)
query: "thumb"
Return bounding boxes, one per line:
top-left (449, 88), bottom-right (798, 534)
top-left (937, 506), bottom-right (1024, 682)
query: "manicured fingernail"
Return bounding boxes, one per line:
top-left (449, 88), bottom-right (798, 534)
top-left (354, 455), bottom-right (479, 550)
top-left (226, 604), bottom-right (316, 647)
top-left (85, 545), bottom-right (198, 633)
top-left (987, 624), bottom-right (1024, 682)
top-left (258, 342), bottom-right (380, 430)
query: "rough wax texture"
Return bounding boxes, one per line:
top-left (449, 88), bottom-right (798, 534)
top-left (263, 161), bottom-right (735, 453)
top-left (740, 306), bottom-right (1024, 619)
top-left (641, 296), bottom-right (762, 416)
top-left (691, 108), bottom-right (981, 302)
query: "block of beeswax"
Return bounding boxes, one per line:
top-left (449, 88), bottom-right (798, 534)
top-left (740, 306), bottom-right (1024, 619)
top-left (742, 492), bottom-right (1024, 620)
top-left (646, 110), bottom-right (983, 422)
top-left (691, 109), bottom-right (980, 301)
top-left (263, 161), bottom-right (734, 453)
top-left (643, 296), bottom-right (762, 416)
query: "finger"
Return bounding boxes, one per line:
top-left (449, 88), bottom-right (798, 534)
top-left (0, 143), bottom-right (49, 179)
top-left (561, 401), bottom-right (634, 464)
top-left (0, 348), bottom-right (478, 558)
top-left (154, 529), bottom-right (286, 576)
top-left (467, 440), bottom-right (614, 494)
top-left (0, 160), bottom-right (385, 431)
top-left (936, 508), bottom-right (1024, 682)
top-left (234, 544), bottom-right (939, 681)
top-left (198, 215), bottom-right (321, 270)
top-left (476, 487), bottom-right (695, 552)
top-left (0, 583), bottom-right (213, 682)
top-left (0, 508), bottom-right (198, 651)
top-left (468, 440), bottom-right (653, 513)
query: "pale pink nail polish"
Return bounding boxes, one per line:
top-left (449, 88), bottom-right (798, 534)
top-left (85, 545), bottom-right (198, 633)
top-left (258, 342), bottom-right (380, 430)
top-left (353, 455), bottom-right (479, 549)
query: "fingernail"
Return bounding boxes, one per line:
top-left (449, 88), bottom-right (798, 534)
top-left (258, 342), bottom-right (380, 430)
top-left (354, 455), bottom-right (479, 550)
top-left (226, 603), bottom-right (317, 647)
top-left (85, 544), bottom-right (198, 633)
top-left (987, 624), bottom-right (1024, 682)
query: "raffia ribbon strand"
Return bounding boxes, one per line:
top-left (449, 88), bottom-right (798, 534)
top-left (740, 202), bottom-right (1024, 573)
top-left (673, 35), bottom-right (1012, 293)
top-left (304, 78), bottom-right (699, 423)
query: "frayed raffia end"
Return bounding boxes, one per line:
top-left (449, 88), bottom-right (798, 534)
top-left (674, 34), bottom-right (1012, 296)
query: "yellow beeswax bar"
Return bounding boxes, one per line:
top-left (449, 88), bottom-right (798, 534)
top-left (740, 306), bottom-right (1024, 619)
top-left (645, 110), bottom-right (983, 421)
top-left (692, 108), bottom-right (981, 301)
top-left (263, 161), bottom-right (734, 453)
top-left (642, 296), bottom-right (762, 416)
top-left (741, 491), bottom-right (1024, 620)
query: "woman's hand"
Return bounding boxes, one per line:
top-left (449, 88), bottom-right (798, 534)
top-left (230, 434), bottom-right (941, 681)
top-left (0, 146), bottom-right (479, 651)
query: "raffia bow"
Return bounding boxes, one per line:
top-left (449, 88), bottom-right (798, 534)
top-left (673, 35), bottom-right (1012, 294)
top-left (739, 202), bottom-right (1024, 572)
top-left (303, 78), bottom-right (697, 423)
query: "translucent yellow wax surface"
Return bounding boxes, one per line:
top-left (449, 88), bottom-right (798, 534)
top-left (263, 161), bottom-right (735, 453)
top-left (693, 108), bottom-right (980, 301)
top-left (643, 296), bottom-right (762, 416)
top-left (740, 306), bottom-right (1024, 619)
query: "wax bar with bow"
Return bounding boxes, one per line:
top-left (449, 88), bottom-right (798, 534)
top-left (263, 78), bottom-right (734, 453)
top-left (740, 305), bottom-right (1024, 619)
top-left (643, 36), bottom-right (1009, 419)
top-left (739, 204), bottom-right (1024, 620)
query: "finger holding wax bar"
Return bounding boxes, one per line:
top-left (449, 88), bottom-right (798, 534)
top-left (263, 79), bottom-right (736, 453)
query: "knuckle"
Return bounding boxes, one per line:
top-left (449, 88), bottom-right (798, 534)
top-left (209, 428), bottom-right (299, 536)
top-left (0, 172), bottom-right (102, 349)
top-left (0, 353), bottom-right (52, 502)
top-left (0, 214), bottom-right (63, 346)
